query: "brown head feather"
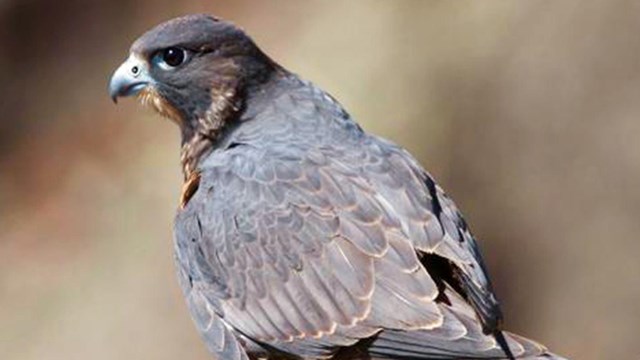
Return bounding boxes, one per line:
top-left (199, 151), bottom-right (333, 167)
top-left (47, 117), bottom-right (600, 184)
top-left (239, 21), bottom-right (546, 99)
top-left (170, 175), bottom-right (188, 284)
top-left (137, 86), bottom-right (184, 126)
top-left (124, 14), bottom-right (278, 178)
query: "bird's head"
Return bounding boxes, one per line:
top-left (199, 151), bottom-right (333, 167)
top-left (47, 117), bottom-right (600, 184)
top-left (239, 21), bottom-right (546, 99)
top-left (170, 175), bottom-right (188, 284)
top-left (109, 14), bottom-right (276, 139)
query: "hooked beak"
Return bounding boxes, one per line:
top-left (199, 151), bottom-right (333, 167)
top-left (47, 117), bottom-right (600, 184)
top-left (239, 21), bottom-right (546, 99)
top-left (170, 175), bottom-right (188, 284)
top-left (109, 55), bottom-right (152, 103)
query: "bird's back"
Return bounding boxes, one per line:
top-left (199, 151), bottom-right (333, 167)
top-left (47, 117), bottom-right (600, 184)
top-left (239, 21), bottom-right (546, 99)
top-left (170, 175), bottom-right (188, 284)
top-left (174, 73), bottom-right (564, 360)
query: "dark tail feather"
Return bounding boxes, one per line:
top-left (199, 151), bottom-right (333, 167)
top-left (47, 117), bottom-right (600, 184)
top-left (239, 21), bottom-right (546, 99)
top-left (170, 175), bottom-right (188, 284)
top-left (494, 330), bottom-right (516, 360)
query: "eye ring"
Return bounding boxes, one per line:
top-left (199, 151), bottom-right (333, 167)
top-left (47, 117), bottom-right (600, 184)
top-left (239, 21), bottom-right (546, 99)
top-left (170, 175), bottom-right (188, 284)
top-left (153, 47), bottom-right (190, 70)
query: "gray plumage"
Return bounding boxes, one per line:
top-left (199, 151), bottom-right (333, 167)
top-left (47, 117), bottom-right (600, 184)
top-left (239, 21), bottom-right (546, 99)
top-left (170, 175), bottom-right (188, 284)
top-left (109, 14), bottom-right (566, 360)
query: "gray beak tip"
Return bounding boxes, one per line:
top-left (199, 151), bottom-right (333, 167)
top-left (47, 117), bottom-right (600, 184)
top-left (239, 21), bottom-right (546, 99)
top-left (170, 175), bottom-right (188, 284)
top-left (109, 82), bottom-right (119, 104)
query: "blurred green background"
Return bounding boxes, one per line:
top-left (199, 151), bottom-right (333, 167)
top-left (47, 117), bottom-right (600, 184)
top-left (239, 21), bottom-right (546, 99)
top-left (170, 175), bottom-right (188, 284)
top-left (1, 1), bottom-right (639, 359)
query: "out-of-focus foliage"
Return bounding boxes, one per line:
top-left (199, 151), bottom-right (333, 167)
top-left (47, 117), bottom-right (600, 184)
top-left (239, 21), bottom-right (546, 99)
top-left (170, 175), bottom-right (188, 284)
top-left (1, 1), bottom-right (638, 359)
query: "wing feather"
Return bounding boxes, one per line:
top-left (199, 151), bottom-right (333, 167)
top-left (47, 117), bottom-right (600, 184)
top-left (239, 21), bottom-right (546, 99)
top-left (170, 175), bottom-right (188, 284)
top-left (174, 117), bottom-right (548, 358)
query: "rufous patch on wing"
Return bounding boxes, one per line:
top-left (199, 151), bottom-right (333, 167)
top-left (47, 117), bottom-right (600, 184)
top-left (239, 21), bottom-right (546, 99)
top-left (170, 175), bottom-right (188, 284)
top-left (180, 171), bottom-right (201, 209)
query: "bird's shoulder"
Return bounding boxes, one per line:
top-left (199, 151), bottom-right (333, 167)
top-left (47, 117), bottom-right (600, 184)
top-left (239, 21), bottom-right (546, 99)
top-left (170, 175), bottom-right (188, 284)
top-left (173, 77), bottom-right (505, 357)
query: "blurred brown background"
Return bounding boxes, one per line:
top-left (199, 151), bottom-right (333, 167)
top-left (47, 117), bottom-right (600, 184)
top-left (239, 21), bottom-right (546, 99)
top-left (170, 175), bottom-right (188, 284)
top-left (1, 1), bottom-right (639, 359)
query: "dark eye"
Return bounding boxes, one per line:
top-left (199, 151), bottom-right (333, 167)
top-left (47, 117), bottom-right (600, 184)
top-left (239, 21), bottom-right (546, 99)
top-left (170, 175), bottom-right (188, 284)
top-left (163, 47), bottom-right (185, 66)
top-left (153, 47), bottom-right (189, 70)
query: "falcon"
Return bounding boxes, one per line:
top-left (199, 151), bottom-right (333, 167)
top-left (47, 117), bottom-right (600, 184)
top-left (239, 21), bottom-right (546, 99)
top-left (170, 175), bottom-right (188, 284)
top-left (109, 14), bottom-right (565, 360)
